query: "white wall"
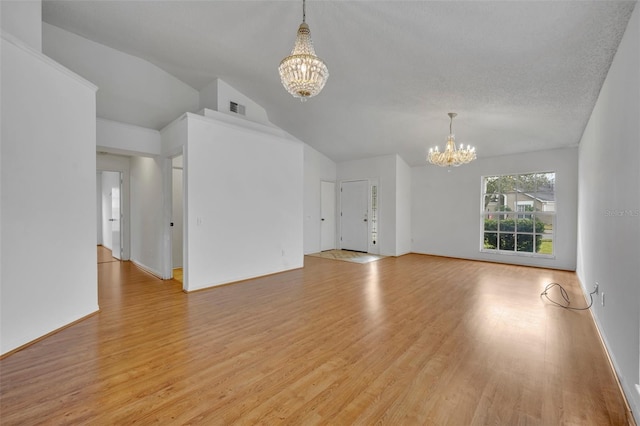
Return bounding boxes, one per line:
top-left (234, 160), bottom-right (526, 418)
top-left (395, 156), bottom-right (412, 256)
top-left (577, 4), bottom-right (640, 420)
top-left (1, 34), bottom-right (98, 354)
top-left (199, 79), bottom-right (219, 111)
top-left (412, 147), bottom-right (578, 270)
top-left (303, 144), bottom-right (337, 254)
top-left (42, 23), bottom-right (199, 130)
top-left (97, 118), bottom-right (161, 157)
top-left (215, 79), bottom-right (272, 127)
top-left (337, 155), bottom-right (398, 256)
top-left (185, 114), bottom-right (304, 291)
top-left (1, 0), bottom-right (42, 52)
top-left (161, 115), bottom-right (188, 157)
top-left (130, 156), bottom-right (165, 277)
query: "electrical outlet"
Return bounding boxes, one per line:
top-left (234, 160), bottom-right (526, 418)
top-left (594, 283), bottom-right (599, 294)
top-left (601, 293), bottom-right (605, 307)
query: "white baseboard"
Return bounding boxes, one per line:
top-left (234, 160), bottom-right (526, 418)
top-left (131, 260), bottom-right (163, 279)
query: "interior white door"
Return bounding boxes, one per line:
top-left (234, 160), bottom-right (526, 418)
top-left (111, 180), bottom-right (121, 260)
top-left (340, 180), bottom-right (369, 252)
top-left (320, 181), bottom-right (336, 251)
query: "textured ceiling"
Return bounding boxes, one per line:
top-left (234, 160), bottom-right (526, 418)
top-left (42, 1), bottom-right (636, 166)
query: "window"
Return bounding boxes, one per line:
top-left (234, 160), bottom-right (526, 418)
top-left (481, 172), bottom-right (555, 256)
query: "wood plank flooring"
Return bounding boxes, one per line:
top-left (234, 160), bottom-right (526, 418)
top-left (97, 244), bottom-right (118, 263)
top-left (307, 250), bottom-right (386, 264)
top-left (0, 249), bottom-right (631, 424)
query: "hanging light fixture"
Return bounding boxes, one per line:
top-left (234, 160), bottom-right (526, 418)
top-left (278, 0), bottom-right (329, 101)
top-left (427, 113), bottom-right (476, 167)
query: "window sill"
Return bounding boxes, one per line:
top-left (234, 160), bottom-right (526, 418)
top-left (480, 249), bottom-right (556, 260)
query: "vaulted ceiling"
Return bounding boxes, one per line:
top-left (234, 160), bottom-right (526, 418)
top-left (42, 1), bottom-right (636, 166)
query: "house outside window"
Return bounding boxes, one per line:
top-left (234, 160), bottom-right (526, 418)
top-left (481, 172), bottom-right (555, 256)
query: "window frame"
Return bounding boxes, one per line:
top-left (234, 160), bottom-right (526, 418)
top-left (480, 171), bottom-right (556, 259)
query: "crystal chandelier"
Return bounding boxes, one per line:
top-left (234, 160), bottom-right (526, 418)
top-left (278, 0), bottom-right (328, 101)
top-left (427, 113), bottom-right (476, 167)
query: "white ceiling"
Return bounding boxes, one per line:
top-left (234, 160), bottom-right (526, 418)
top-left (42, 1), bottom-right (636, 166)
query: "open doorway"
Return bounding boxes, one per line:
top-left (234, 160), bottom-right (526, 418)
top-left (320, 181), bottom-right (336, 251)
top-left (97, 170), bottom-right (123, 262)
top-left (171, 155), bottom-right (184, 284)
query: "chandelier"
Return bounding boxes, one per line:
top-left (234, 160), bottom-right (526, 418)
top-left (427, 113), bottom-right (476, 167)
top-left (278, 0), bottom-right (328, 101)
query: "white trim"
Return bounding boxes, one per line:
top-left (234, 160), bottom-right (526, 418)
top-left (187, 111), bottom-right (299, 143)
top-left (2, 30), bottom-right (98, 92)
top-left (479, 248), bottom-right (556, 260)
top-left (319, 180), bottom-right (337, 252)
top-left (97, 117), bottom-right (161, 136)
top-left (131, 260), bottom-right (164, 280)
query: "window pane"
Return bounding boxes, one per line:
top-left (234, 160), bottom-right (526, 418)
top-left (506, 190), bottom-right (519, 213)
top-left (515, 216), bottom-right (537, 233)
top-left (536, 190), bottom-right (555, 212)
top-left (498, 214), bottom-right (516, 231)
top-left (535, 173), bottom-right (555, 212)
top-left (500, 175), bottom-right (518, 192)
top-left (536, 214), bottom-right (553, 230)
top-left (483, 194), bottom-right (503, 212)
top-left (536, 214), bottom-right (554, 254)
top-left (484, 216), bottom-right (497, 231)
top-left (498, 233), bottom-right (515, 251)
top-left (536, 234), bottom-right (553, 254)
top-left (517, 173), bottom-right (537, 193)
top-left (516, 234), bottom-right (535, 252)
top-left (536, 172), bottom-right (555, 193)
top-left (484, 232), bottom-right (497, 249)
top-left (484, 176), bottom-right (501, 194)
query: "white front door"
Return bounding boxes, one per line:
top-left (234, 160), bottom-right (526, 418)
top-left (320, 181), bottom-right (336, 251)
top-left (340, 180), bottom-right (368, 252)
top-left (111, 179), bottom-right (121, 260)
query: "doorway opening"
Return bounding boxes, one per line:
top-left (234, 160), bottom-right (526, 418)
top-left (320, 181), bottom-right (336, 251)
top-left (171, 155), bottom-right (184, 284)
top-left (97, 170), bottom-right (123, 261)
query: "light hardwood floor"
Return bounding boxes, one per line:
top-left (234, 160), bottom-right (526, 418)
top-left (97, 244), bottom-right (119, 264)
top-left (0, 248), bottom-right (632, 424)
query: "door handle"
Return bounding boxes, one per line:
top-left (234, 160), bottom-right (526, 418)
top-left (321, 218), bottom-right (325, 221)
top-left (364, 219), bottom-right (368, 222)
